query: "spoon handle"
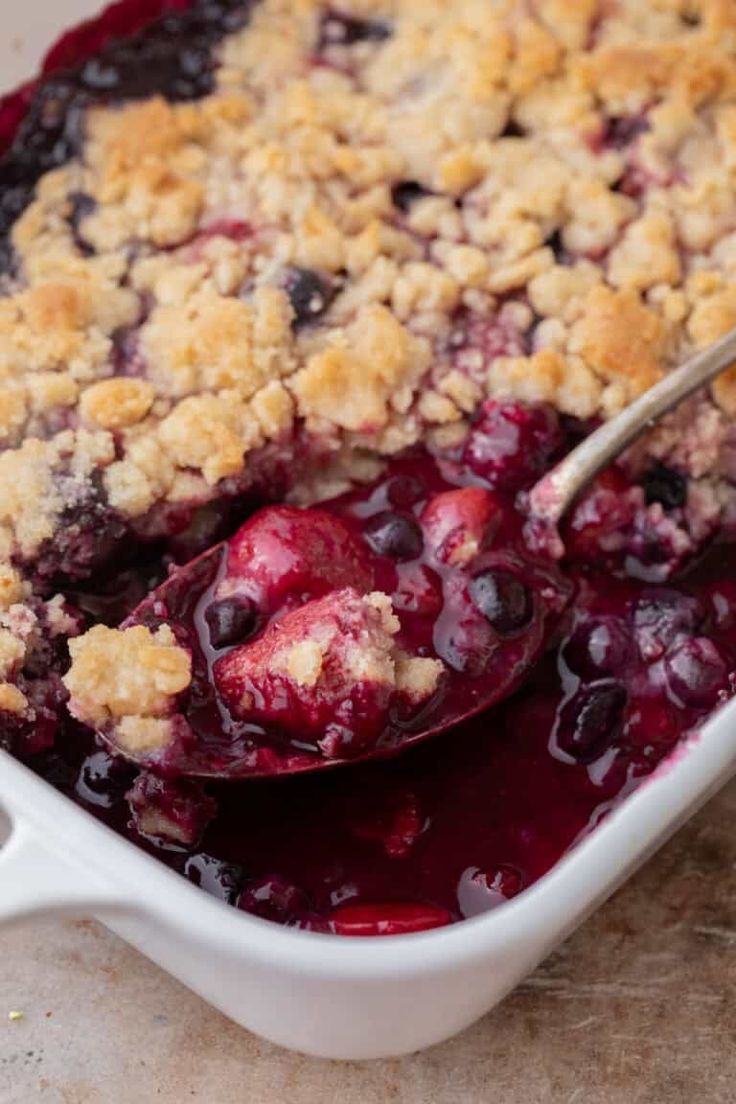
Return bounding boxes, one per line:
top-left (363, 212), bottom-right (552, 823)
top-left (528, 324), bottom-right (736, 526)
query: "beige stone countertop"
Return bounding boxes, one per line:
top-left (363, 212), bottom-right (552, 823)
top-left (2, 779), bottom-right (736, 1104)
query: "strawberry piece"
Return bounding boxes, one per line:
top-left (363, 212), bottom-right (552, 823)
top-left (214, 588), bottom-right (439, 756)
top-left (420, 487), bottom-right (500, 566)
top-left (329, 900), bottom-right (452, 936)
top-left (224, 506), bottom-right (374, 611)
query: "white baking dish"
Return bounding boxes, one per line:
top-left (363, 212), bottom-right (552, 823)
top-left (2, 0), bottom-right (736, 1062)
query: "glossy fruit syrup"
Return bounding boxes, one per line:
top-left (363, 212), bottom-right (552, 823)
top-left (31, 411), bottom-right (736, 936)
top-left (3, 0), bottom-right (736, 936)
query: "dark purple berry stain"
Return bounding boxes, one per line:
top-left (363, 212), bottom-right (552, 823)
top-left (67, 191), bottom-right (97, 255)
top-left (32, 475), bottom-right (128, 586)
top-left (605, 115), bottom-right (650, 150)
top-left (391, 181), bottom-right (430, 212)
top-left (318, 10), bottom-right (392, 49)
top-left (205, 597), bottom-right (258, 649)
top-left (284, 267), bottom-right (336, 327)
top-left (642, 463), bottom-right (688, 510)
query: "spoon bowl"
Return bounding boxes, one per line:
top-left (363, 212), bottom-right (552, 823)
top-left (88, 454), bottom-right (572, 780)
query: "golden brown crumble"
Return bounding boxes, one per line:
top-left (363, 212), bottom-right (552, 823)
top-left (273, 590), bottom-right (442, 702)
top-left (0, 682), bottom-right (28, 715)
top-left (63, 624), bottom-right (192, 748)
top-left (1, 0), bottom-right (736, 579)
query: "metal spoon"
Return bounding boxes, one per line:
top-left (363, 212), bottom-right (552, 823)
top-left (527, 326), bottom-right (736, 540)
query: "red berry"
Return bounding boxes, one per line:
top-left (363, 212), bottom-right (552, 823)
top-left (214, 589), bottom-right (399, 754)
top-left (329, 900), bottom-right (452, 936)
top-left (463, 401), bottom-right (562, 491)
top-left (420, 487), bottom-right (500, 566)
top-left (226, 506), bottom-right (374, 610)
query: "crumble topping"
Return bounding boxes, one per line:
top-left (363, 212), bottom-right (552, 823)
top-left (258, 589), bottom-right (442, 703)
top-left (3, 0), bottom-right (736, 733)
top-left (0, 682), bottom-right (28, 715)
top-left (63, 624), bottom-right (192, 747)
top-left (214, 585), bottom-right (444, 752)
top-left (1, 0), bottom-right (736, 572)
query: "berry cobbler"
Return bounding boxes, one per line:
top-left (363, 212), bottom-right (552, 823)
top-left (3, 0), bottom-right (736, 935)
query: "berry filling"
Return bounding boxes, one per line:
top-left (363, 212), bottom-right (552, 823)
top-left (4, 0), bottom-right (736, 941)
top-left (62, 450), bottom-right (571, 778)
top-left (15, 441), bottom-right (736, 934)
top-left (30, 416), bottom-right (736, 935)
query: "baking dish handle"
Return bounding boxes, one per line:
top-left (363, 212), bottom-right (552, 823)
top-left (0, 818), bottom-right (133, 926)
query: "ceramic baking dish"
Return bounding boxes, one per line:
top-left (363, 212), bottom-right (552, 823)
top-left (2, 0), bottom-right (736, 1062)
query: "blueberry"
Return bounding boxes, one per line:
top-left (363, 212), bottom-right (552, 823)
top-left (285, 267), bottom-right (335, 327)
top-left (563, 616), bottom-right (633, 679)
top-left (642, 463), bottom-right (687, 510)
top-left (185, 853), bottom-right (243, 904)
top-left (32, 474), bottom-right (127, 584)
top-left (664, 637), bottom-right (729, 707)
top-left (319, 11), bottom-right (392, 48)
top-left (391, 181), bottom-right (430, 212)
top-left (67, 191), bottom-right (96, 255)
top-left (364, 510), bottom-right (424, 561)
top-left (605, 115), bottom-right (650, 149)
top-left (469, 570), bottom-right (533, 635)
top-left (205, 598), bottom-right (257, 649)
top-left (556, 681), bottom-right (628, 763)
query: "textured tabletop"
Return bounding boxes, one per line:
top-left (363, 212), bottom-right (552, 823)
top-left (1, 779), bottom-right (736, 1104)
